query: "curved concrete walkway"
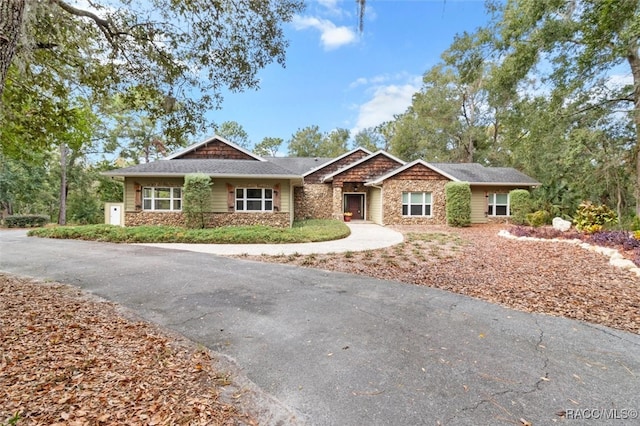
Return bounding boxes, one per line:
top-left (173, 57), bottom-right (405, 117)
top-left (136, 223), bottom-right (404, 256)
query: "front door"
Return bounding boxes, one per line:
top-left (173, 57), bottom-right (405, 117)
top-left (345, 194), bottom-right (364, 220)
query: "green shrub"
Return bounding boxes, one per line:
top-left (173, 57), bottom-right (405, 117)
top-left (573, 201), bottom-right (618, 233)
top-left (183, 174), bottom-right (212, 229)
top-left (509, 189), bottom-right (532, 225)
top-left (4, 215), bottom-right (49, 228)
top-left (67, 192), bottom-right (103, 224)
top-left (526, 210), bottom-right (551, 227)
top-left (627, 215), bottom-right (640, 231)
top-left (445, 182), bottom-right (471, 227)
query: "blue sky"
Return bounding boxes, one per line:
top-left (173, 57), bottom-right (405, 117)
top-left (207, 0), bottom-right (492, 149)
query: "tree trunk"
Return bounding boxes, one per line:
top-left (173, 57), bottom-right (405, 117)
top-left (59, 143), bottom-right (67, 225)
top-left (0, 0), bottom-right (25, 100)
top-left (627, 47), bottom-right (640, 217)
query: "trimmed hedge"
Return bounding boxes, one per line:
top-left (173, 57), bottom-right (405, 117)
top-left (183, 173), bottom-right (212, 229)
top-left (526, 210), bottom-right (551, 227)
top-left (445, 182), bottom-right (471, 227)
top-left (509, 189), bottom-right (532, 225)
top-left (4, 215), bottom-right (49, 228)
top-left (28, 219), bottom-right (350, 244)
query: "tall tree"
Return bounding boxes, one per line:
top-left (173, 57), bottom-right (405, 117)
top-left (288, 126), bottom-right (349, 157)
top-left (390, 63), bottom-right (497, 163)
top-left (0, 0), bottom-right (25, 99)
top-left (353, 127), bottom-right (385, 152)
top-left (215, 121), bottom-right (251, 149)
top-left (322, 128), bottom-right (350, 157)
top-left (253, 137), bottom-right (283, 157)
top-left (288, 125), bottom-right (324, 157)
top-left (487, 0), bottom-right (640, 214)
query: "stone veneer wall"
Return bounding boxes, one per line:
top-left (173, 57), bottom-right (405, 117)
top-left (382, 179), bottom-right (448, 225)
top-left (125, 211), bottom-right (290, 228)
top-left (293, 184), bottom-right (333, 220)
top-left (332, 186), bottom-right (343, 220)
top-left (126, 212), bottom-right (185, 227)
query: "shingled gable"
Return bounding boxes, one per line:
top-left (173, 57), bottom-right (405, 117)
top-left (102, 134), bottom-right (299, 179)
top-left (165, 135), bottom-right (265, 161)
top-left (321, 150), bottom-right (406, 183)
top-left (302, 147), bottom-right (372, 178)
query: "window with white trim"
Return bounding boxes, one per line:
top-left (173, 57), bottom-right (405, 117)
top-left (235, 188), bottom-right (273, 212)
top-left (487, 193), bottom-right (509, 216)
top-left (402, 192), bottom-right (432, 217)
top-left (142, 187), bottom-right (182, 211)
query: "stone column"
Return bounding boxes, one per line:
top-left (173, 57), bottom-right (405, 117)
top-left (332, 185), bottom-right (343, 220)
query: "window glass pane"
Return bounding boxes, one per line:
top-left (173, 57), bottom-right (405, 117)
top-left (173, 188), bottom-right (182, 198)
top-left (155, 200), bottom-right (170, 210)
top-left (247, 189), bottom-right (262, 199)
top-left (143, 188), bottom-right (152, 198)
top-left (247, 200), bottom-right (262, 210)
top-left (236, 200), bottom-right (244, 210)
top-left (496, 205), bottom-right (508, 216)
top-left (488, 205), bottom-right (494, 215)
top-left (410, 192), bottom-right (423, 203)
top-left (402, 192), bottom-right (408, 203)
top-left (173, 200), bottom-right (182, 210)
top-left (424, 193), bottom-right (432, 204)
top-left (402, 205), bottom-right (408, 215)
top-left (425, 205), bottom-right (431, 216)
top-left (143, 200), bottom-right (151, 210)
top-left (265, 201), bottom-right (273, 211)
top-left (236, 188), bottom-right (243, 198)
top-left (495, 194), bottom-right (508, 204)
top-left (155, 188), bottom-right (170, 198)
top-left (410, 205), bottom-right (423, 216)
top-left (265, 189), bottom-right (273, 199)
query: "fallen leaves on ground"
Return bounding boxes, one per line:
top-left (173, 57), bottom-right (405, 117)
top-left (240, 225), bottom-right (640, 335)
top-left (0, 275), bottom-right (255, 425)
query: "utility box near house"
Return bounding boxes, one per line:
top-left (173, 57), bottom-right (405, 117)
top-left (105, 203), bottom-right (124, 226)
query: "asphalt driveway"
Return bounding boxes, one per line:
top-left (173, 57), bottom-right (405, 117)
top-left (1, 229), bottom-right (639, 425)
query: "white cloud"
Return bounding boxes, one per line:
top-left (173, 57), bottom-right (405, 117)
top-left (292, 15), bottom-right (358, 50)
top-left (317, 0), bottom-right (341, 14)
top-left (351, 77), bottom-right (422, 135)
top-left (606, 73), bottom-right (633, 89)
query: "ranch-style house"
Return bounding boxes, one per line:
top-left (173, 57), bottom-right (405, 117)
top-left (103, 135), bottom-right (539, 227)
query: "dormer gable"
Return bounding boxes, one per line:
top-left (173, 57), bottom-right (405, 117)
top-left (166, 135), bottom-right (264, 161)
top-left (303, 147), bottom-right (372, 183)
top-left (322, 150), bottom-right (406, 183)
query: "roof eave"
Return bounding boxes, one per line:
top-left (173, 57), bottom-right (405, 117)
top-left (468, 182), bottom-right (541, 187)
top-left (102, 172), bottom-right (301, 180)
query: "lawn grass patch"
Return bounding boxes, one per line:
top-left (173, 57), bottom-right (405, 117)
top-left (27, 219), bottom-right (350, 244)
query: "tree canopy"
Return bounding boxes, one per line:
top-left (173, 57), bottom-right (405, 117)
top-left (288, 125), bottom-right (350, 157)
top-left (0, 0), bottom-right (304, 151)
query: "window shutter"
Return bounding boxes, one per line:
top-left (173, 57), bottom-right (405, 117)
top-left (134, 182), bottom-right (142, 211)
top-left (274, 184), bottom-right (281, 212)
top-left (226, 183), bottom-right (235, 212)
